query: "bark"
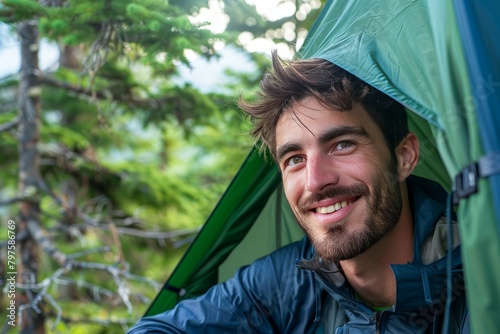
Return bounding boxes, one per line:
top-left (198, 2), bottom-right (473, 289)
top-left (59, 44), bottom-right (84, 70)
top-left (17, 19), bottom-right (45, 334)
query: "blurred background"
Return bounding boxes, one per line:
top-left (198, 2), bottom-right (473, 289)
top-left (0, 0), bottom-right (325, 332)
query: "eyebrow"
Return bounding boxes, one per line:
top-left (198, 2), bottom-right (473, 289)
top-left (318, 126), bottom-right (369, 145)
top-left (276, 143), bottom-right (301, 162)
top-left (276, 126), bottom-right (369, 162)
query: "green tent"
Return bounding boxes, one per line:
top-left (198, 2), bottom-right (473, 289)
top-left (144, 0), bottom-right (500, 333)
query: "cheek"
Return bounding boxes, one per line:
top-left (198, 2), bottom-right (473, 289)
top-left (282, 173), bottom-right (302, 204)
top-left (351, 153), bottom-right (387, 173)
top-left (337, 155), bottom-right (388, 189)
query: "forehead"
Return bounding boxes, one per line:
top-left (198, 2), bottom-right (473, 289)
top-left (275, 97), bottom-right (378, 147)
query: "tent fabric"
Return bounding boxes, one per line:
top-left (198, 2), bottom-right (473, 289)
top-left (144, 1), bottom-right (500, 332)
top-left (454, 0), bottom-right (500, 231)
top-left (452, 0), bottom-right (500, 331)
top-left (297, 0), bottom-right (500, 332)
top-left (218, 185), bottom-right (303, 282)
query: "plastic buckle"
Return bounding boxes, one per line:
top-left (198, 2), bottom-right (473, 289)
top-left (453, 162), bottom-right (478, 205)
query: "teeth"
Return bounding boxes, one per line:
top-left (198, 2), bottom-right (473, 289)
top-left (316, 200), bottom-right (349, 214)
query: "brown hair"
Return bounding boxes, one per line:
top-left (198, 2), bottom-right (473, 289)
top-left (239, 51), bottom-right (409, 160)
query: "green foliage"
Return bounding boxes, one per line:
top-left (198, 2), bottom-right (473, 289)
top-left (0, 0), bottom-right (325, 332)
top-left (42, 125), bottom-right (91, 150)
top-left (107, 161), bottom-right (200, 210)
top-left (36, 0), bottom-right (218, 74)
top-left (139, 84), bottom-right (221, 128)
top-left (0, 0), bottom-right (48, 22)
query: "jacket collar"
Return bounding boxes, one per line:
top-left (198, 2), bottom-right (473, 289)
top-left (407, 175), bottom-right (448, 263)
top-left (392, 175), bottom-right (462, 312)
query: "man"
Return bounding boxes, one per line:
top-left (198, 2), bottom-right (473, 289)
top-left (128, 52), bottom-right (469, 333)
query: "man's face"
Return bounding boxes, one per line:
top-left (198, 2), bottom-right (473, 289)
top-left (275, 97), bottom-right (403, 262)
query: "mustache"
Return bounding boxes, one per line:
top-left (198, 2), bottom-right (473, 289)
top-left (299, 183), bottom-right (370, 210)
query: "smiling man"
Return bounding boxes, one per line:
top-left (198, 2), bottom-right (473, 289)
top-left (128, 52), bottom-right (469, 333)
top-left (275, 99), bottom-right (411, 265)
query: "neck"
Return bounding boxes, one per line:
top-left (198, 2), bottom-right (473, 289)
top-left (339, 183), bottom-right (414, 308)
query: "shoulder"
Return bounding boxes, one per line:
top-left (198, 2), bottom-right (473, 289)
top-left (221, 236), bottom-right (319, 332)
top-left (225, 236), bottom-right (315, 296)
top-left (127, 237), bottom-right (320, 333)
top-left (245, 236), bottom-right (314, 273)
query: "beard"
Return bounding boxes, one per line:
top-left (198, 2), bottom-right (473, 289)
top-left (294, 162), bottom-right (403, 262)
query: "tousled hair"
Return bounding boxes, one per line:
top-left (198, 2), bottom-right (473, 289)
top-left (239, 51), bottom-right (409, 160)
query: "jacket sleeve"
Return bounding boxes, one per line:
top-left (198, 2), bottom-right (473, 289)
top-left (127, 238), bottom-right (317, 334)
top-left (127, 268), bottom-right (277, 334)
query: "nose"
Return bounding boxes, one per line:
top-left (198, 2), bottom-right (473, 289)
top-left (305, 153), bottom-right (340, 193)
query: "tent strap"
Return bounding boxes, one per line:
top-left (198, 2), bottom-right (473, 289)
top-left (453, 151), bottom-right (500, 205)
top-left (164, 284), bottom-right (186, 297)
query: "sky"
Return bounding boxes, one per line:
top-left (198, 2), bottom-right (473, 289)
top-left (176, 46), bottom-right (256, 93)
top-left (0, 24), bottom-right (60, 77)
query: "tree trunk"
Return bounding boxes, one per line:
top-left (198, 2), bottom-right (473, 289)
top-left (17, 19), bottom-right (45, 334)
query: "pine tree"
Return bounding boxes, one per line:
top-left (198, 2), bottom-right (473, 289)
top-left (0, 0), bottom-right (325, 331)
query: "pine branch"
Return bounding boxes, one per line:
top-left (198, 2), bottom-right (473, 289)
top-left (83, 23), bottom-right (118, 78)
top-left (39, 0), bottom-right (66, 7)
top-left (67, 246), bottom-right (111, 260)
top-left (37, 184), bottom-right (198, 244)
top-left (0, 118), bottom-right (19, 133)
top-left (68, 260), bottom-right (161, 289)
top-left (114, 226), bottom-right (201, 240)
top-left (16, 261), bottom-right (160, 325)
top-left (51, 276), bottom-right (115, 300)
top-left (26, 218), bottom-right (68, 266)
top-left (37, 169), bottom-right (198, 247)
top-left (0, 185), bottom-right (39, 206)
top-left (47, 217), bottom-right (199, 248)
top-left (0, 195), bottom-right (28, 206)
top-left (40, 75), bottom-right (108, 99)
top-left (45, 311), bottom-right (135, 327)
top-left (37, 178), bottom-right (63, 206)
top-left (40, 75), bottom-right (175, 110)
top-left (0, 9), bottom-right (15, 23)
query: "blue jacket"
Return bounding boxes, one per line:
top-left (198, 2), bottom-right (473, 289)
top-left (128, 176), bottom-right (469, 333)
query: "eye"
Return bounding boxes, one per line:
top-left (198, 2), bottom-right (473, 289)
top-left (285, 155), bottom-right (304, 167)
top-left (334, 141), bottom-right (355, 151)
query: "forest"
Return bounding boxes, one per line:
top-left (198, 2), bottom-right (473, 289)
top-left (0, 0), bottom-right (325, 332)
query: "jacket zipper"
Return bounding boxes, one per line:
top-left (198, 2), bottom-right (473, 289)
top-left (375, 312), bottom-right (381, 334)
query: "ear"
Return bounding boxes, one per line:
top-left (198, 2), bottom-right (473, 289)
top-left (396, 133), bottom-right (419, 181)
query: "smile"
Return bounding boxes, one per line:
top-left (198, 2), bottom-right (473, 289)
top-left (315, 198), bottom-right (355, 214)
